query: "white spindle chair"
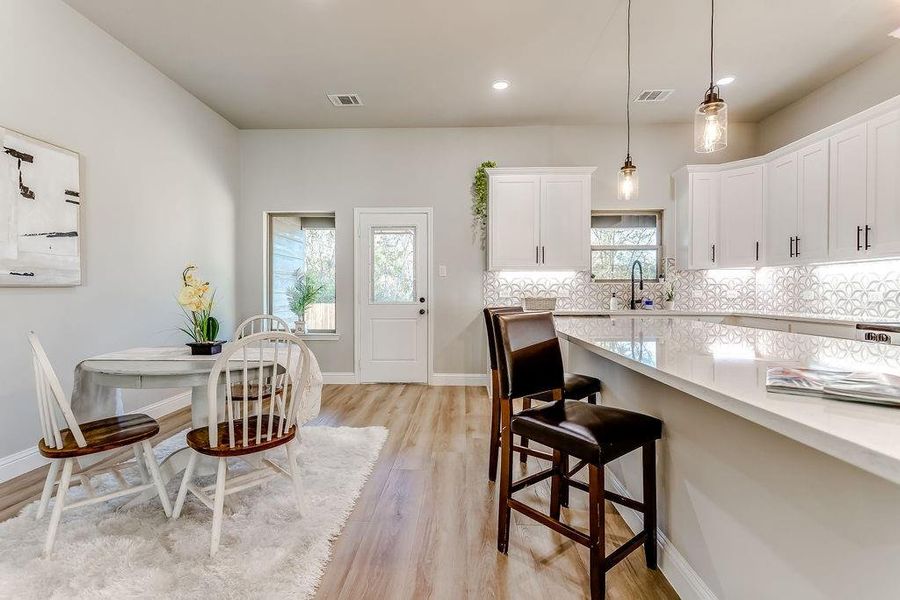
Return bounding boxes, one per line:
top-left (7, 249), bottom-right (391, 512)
top-left (28, 332), bottom-right (172, 556)
top-left (231, 314), bottom-right (292, 418)
top-left (233, 314), bottom-right (291, 340)
top-left (172, 331), bottom-right (312, 556)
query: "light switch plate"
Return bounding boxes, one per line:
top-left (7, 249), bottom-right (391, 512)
top-left (438, 265), bottom-right (447, 277)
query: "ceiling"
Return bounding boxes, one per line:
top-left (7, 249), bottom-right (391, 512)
top-left (63, 0), bottom-right (900, 129)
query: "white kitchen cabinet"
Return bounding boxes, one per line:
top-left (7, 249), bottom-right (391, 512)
top-left (487, 167), bottom-right (594, 271)
top-left (675, 169), bottom-right (719, 270)
top-left (867, 110), bottom-right (900, 257)
top-left (765, 141), bottom-right (830, 266)
top-left (829, 123), bottom-right (868, 260)
top-left (487, 174), bottom-right (541, 269)
top-left (765, 153), bottom-right (799, 266)
top-left (719, 165), bottom-right (763, 267)
top-left (796, 140), bottom-right (830, 262)
top-left (540, 174), bottom-right (591, 269)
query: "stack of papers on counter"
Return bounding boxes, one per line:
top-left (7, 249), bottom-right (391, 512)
top-left (766, 367), bottom-right (900, 407)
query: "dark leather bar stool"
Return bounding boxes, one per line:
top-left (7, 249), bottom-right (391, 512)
top-left (494, 311), bottom-right (662, 599)
top-left (483, 306), bottom-right (603, 481)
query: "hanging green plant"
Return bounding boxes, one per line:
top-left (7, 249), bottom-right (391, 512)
top-left (471, 160), bottom-right (496, 248)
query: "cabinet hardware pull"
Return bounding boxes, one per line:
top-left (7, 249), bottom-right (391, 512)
top-left (712, 244), bottom-right (716, 263)
top-left (790, 236), bottom-right (795, 258)
top-left (535, 246), bottom-right (539, 263)
top-left (541, 246), bottom-right (545, 264)
top-left (865, 225), bottom-right (872, 250)
top-left (795, 236), bottom-right (800, 257)
top-left (756, 241), bottom-right (759, 262)
top-left (857, 226), bottom-right (863, 251)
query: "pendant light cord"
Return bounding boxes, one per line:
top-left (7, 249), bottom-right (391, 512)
top-left (709, 0), bottom-right (715, 93)
top-left (626, 0), bottom-right (632, 160)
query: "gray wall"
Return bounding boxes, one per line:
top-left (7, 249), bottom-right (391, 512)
top-left (237, 123), bottom-right (758, 375)
top-left (759, 44), bottom-right (900, 152)
top-left (0, 1), bottom-right (240, 457)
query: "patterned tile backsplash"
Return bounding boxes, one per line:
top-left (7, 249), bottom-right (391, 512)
top-left (483, 258), bottom-right (900, 320)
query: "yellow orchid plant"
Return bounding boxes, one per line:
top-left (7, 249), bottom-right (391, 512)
top-left (177, 264), bottom-right (219, 342)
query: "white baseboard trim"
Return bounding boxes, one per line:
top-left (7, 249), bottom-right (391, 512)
top-left (0, 391), bottom-right (193, 485)
top-left (430, 372), bottom-right (489, 386)
top-left (606, 471), bottom-right (719, 600)
top-left (322, 372), bottom-right (359, 385)
top-left (140, 391), bottom-right (191, 420)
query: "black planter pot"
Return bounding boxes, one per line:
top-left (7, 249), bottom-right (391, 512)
top-left (186, 341), bottom-right (224, 355)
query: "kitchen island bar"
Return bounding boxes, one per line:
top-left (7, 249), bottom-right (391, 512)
top-left (555, 316), bottom-right (900, 600)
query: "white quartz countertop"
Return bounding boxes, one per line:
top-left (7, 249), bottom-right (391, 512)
top-left (555, 315), bottom-right (900, 485)
top-left (552, 309), bottom-right (900, 326)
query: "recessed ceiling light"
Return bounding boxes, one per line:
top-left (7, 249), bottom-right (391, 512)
top-left (890, 27), bottom-right (900, 39)
top-left (492, 80), bottom-right (510, 91)
top-left (716, 76), bottom-right (736, 86)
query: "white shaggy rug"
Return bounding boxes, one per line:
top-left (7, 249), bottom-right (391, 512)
top-left (0, 425), bottom-right (388, 600)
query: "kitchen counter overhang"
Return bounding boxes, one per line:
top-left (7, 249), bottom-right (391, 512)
top-left (555, 315), bottom-right (900, 485)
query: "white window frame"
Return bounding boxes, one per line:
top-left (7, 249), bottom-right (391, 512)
top-left (590, 210), bottom-right (663, 283)
top-left (262, 210), bottom-right (340, 340)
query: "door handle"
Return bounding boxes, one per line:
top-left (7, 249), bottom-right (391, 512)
top-left (865, 225), bottom-right (872, 250)
top-left (419, 297), bottom-right (425, 303)
top-left (857, 226), bottom-right (863, 251)
top-left (419, 308), bottom-right (426, 315)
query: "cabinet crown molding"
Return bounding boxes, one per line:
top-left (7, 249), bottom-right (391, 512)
top-left (486, 166), bottom-right (597, 176)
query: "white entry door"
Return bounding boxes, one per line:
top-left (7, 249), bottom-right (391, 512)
top-left (356, 210), bottom-right (430, 383)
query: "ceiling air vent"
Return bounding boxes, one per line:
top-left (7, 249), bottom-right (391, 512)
top-left (327, 93), bottom-right (364, 107)
top-left (634, 89), bottom-right (674, 103)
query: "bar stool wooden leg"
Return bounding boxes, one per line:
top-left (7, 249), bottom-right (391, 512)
top-left (497, 398), bottom-right (513, 553)
top-left (643, 441), bottom-right (658, 569)
top-left (589, 464), bottom-right (606, 600)
top-left (488, 369), bottom-right (501, 482)
top-left (559, 453), bottom-right (570, 508)
top-left (518, 397), bottom-right (531, 463)
top-left (550, 450), bottom-right (563, 520)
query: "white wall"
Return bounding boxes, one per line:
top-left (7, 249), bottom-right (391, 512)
top-left (0, 1), bottom-right (240, 458)
top-left (759, 44), bottom-right (900, 152)
top-left (238, 123), bottom-right (758, 375)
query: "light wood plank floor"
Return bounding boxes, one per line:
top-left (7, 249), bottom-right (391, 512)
top-left (0, 384), bottom-right (677, 600)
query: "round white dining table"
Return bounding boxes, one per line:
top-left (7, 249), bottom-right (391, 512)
top-left (79, 356), bottom-right (265, 482)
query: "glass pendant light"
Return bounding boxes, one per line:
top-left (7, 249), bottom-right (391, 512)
top-left (694, 0), bottom-right (727, 153)
top-left (618, 0), bottom-right (638, 201)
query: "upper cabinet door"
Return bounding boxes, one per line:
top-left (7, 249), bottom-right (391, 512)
top-left (765, 153), bottom-right (799, 266)
top-left (797, 140), bottom-right (830, 262)
top-left (867, 110), bottom-right (900, 257)
top-left (719, 166), bottom-right (763, 268)
top-left (689, 172), bottom-right (719, 269)
top-left (488, 175), bottom-right (541, 269)
top-left (539, 174), bottom-right (591, 269)
top-left (829, 123), bottom-right (868, 260)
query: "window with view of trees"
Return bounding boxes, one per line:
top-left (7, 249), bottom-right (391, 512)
top-left (590, 212), bottom-right (662, 281)
top-left (268, 213), bottom-right (336, 333)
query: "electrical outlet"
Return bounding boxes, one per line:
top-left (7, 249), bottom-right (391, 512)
top-left (799, 290), bottom-right (817, 302)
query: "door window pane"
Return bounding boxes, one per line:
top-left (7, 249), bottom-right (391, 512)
top-left (371, 227), bottom-right (416, 303)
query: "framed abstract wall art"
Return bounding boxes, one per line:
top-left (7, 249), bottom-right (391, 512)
top-left (1, 127), bottom-right (81, 286)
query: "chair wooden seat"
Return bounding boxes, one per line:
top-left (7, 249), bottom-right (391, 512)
top-left (186, 415), bottom-right (295, 457)
top-left (37, 414), bottom-right (160, 458)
